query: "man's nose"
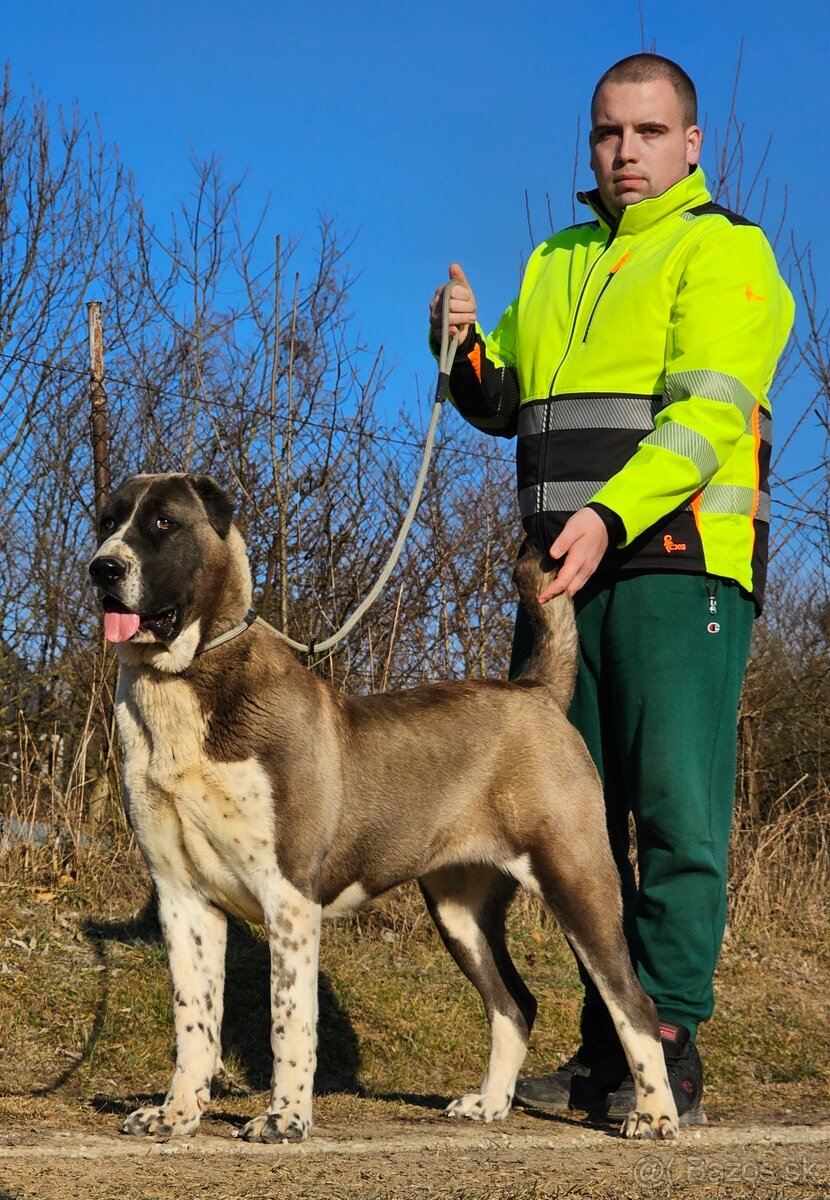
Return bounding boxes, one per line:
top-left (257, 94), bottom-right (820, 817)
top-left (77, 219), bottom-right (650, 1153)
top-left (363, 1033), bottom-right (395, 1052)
top-left (616, 131), bottom-right (639, 163)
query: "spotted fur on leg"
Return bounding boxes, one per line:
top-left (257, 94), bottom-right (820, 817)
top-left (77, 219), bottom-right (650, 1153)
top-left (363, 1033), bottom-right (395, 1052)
top-left (237, 880), bottom-right (322, 1144)
top-left (527, 839), bottom-right (679, 1142)
top-left (120, 883), bottom-right (226, 1139)
top-left (570, 964), bottom-right (678, 1141)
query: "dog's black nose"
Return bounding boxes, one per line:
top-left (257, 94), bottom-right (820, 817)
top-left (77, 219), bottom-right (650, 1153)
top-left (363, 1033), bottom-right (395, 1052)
top-left (89, 556), bottom-right (127, 585)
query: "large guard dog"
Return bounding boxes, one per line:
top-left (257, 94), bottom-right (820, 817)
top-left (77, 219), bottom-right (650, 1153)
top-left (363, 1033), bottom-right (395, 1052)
top-left (88, 473), bottom-right (678, 1144)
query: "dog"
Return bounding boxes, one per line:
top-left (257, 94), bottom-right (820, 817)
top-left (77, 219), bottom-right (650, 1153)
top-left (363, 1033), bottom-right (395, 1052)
top-left (88, 472), bottom-right (678, 1143)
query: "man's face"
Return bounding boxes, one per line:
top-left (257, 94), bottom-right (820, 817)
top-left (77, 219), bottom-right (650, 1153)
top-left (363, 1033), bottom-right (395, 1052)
top-left (589, 78), bottom-right (702, 217)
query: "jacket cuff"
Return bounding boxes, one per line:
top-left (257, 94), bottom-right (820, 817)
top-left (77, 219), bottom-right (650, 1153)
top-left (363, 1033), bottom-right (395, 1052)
top-left (429, 324), bottom-right (476, 360)
top-left (587, 502), bottom-right (626, 547)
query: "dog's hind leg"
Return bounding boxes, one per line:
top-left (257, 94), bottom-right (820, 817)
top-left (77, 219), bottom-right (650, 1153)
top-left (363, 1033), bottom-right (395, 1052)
top-left (528, 835), bottom-right (678, 1140)
top-left (420, 865), bottom-right (536, 1123)
top-left (121, 882), bottom-right (227, 1138)
top-left (237, 877), bottom-right (322, 1144)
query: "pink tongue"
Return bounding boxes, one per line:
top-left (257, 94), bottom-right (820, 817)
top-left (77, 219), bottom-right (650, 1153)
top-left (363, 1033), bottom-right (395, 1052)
top-left (104, 610), bottom-right (142, 643)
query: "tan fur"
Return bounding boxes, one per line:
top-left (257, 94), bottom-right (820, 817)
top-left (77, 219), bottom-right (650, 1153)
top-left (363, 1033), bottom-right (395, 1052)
top-left (513, 543), bottom-right (578, 709)
top-left (90, 474), bottom-right (679, 1145)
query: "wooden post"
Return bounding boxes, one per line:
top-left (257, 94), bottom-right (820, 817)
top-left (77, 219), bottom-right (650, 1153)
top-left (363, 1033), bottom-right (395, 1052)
top-left (88, 301), bottom-right (111, 517)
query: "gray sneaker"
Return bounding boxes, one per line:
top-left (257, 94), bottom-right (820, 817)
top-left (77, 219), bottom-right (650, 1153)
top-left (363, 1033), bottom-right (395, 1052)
top-left (514, 1049), bottom-right (628, 1114)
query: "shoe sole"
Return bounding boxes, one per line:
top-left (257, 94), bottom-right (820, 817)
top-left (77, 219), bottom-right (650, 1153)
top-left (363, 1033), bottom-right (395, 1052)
top-left (519, 1093), bottom-right (707, 1128)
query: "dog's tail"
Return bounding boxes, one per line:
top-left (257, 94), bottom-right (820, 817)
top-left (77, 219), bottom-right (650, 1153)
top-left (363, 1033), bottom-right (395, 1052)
top-left (512, 541), bottom-right (578, 711)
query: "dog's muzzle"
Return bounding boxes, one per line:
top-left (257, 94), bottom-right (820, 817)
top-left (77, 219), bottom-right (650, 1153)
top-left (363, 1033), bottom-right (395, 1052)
top-left (89, 555), bottom-right (139, 643)
top-left (89, 555), bottom-right (127, 587)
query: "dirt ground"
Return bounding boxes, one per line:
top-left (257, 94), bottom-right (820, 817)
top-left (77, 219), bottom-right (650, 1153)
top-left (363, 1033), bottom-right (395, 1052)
top-left (1, 1095), bottom-right (829, 1200)
top-left (1, 881), bottom-right (828, 1198)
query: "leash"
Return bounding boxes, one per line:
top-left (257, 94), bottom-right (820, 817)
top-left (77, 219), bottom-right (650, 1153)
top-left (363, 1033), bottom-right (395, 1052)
top-left (195, 608), bottom-right (258, 656)
top-left (201, 283), bottom-right (464, 659)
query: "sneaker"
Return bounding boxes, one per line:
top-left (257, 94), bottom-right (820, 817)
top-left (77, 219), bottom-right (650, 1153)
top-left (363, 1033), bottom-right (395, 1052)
top-left (605, 1020), bottom-right (705, 1125)
top-left (514, 1047), bottom-right (628, 1114)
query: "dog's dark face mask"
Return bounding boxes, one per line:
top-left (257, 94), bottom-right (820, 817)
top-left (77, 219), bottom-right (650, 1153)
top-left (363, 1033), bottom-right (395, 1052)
top-left (88, 474), bottom-right (234, 646)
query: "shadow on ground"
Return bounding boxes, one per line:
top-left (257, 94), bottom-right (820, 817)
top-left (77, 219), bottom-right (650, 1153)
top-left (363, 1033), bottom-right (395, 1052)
top-left (369, 1092), bottom-right (452, 1113)
top-left (81, 897), bottom-right (361, 1102)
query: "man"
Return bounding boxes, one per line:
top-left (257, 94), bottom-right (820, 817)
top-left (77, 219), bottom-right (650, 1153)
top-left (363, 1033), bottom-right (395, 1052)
top-left (428, 53), bottom-right (794, 1124)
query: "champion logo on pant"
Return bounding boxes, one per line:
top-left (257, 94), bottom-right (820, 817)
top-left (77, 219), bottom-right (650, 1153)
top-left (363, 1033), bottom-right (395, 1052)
top-left (659, 1022), bottom-right (679, 1042)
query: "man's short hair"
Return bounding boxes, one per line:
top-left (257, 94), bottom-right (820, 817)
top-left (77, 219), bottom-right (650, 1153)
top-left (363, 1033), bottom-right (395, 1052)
top-left (592, 54), bottom-right (698, 127)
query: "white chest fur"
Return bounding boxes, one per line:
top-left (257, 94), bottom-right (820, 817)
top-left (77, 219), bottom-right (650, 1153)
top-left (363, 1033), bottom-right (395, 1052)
top-left (115, 667), bottom-right (278, 921)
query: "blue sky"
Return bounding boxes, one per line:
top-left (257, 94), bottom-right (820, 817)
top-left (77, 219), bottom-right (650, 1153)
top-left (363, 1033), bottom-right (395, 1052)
top-left (5, 1), bottom-right (827, 487)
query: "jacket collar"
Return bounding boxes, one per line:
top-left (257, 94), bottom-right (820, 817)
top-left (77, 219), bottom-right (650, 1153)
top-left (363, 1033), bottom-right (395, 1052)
top-left (578, 166), bottom-right (711, 235)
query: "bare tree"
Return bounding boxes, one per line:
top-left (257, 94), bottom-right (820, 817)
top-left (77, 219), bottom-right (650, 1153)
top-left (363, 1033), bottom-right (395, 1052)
top-left (2, 57), bottom-right (826, 890)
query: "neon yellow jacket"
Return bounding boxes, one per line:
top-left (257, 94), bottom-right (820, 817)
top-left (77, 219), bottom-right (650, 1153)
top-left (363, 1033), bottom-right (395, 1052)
top-left (444, 167), bottom-right (794, 607)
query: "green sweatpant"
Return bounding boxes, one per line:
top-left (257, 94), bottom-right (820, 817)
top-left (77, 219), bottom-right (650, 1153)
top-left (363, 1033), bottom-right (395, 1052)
top-left (510, 571), bottom-right (754, 1041)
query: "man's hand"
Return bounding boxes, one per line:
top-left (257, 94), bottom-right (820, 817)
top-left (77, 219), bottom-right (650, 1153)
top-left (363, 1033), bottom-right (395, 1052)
top-left (429, 263), bottom-right (477, 341)
top-left (538, 508), bottom-right (609, 602)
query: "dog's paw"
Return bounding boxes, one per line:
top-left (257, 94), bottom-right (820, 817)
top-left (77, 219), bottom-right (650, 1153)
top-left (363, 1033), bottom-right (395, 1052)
top-left (120, 1105), bottom-right (201, 1139)
top-left (621, 1110), bottom-right (678, 1140)
top-left (444, 1091), bottom-right (512, 1123)
top-left (235, 1112), bottom-right (311, 1144)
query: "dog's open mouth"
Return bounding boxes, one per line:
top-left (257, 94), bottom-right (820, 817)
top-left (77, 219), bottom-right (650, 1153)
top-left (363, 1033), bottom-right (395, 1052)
top-left (102, 596), bottom-right (179, 644)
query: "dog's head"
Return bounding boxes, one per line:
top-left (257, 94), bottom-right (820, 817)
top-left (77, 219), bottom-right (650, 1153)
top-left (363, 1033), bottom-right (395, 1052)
top-left (88, 473), bottom-right (250, 668)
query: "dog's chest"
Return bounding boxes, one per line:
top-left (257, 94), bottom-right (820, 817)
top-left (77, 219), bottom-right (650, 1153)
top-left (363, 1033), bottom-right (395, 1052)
top-left (116, 669), bottom-right (277, 919)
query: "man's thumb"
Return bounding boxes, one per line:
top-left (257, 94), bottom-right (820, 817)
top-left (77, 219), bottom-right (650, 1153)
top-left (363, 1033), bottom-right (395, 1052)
top-left (448, 262), bottom-right (470, 287)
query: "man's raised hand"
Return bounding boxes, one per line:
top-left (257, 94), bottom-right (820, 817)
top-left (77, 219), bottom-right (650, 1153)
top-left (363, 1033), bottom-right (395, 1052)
top-left (429, 263), bottom-right (477, 342)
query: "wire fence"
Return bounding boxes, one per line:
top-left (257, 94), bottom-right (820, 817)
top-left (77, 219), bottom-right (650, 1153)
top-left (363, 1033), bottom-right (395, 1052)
top-left (1, 330), bottom-right (825, 641)
top-left (0, 72), bottom-right (827, 896)
top-left (1, 297), bottom-right (828, 861)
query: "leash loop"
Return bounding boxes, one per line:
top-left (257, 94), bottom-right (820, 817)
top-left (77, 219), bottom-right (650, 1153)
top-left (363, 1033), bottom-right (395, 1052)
top-left (434, 278), bottom-right (462, 404)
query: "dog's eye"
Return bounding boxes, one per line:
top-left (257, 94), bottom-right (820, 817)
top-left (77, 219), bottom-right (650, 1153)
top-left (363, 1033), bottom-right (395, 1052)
top-left (155, 516), bottom-right (176, 531)
top-left (100, 517), bottom-right (115, 533)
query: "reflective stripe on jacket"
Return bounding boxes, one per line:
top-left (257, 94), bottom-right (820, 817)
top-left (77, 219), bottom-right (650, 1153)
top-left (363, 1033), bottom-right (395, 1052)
top-left (443, 168), bottom-right (795, 609)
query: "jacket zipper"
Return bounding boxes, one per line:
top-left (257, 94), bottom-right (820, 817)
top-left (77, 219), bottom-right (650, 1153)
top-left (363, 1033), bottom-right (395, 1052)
top-left (582, 272), bottom-right (615, 343)
top-left (538, 231), bottom-right (615, 527)
top-left (583, 250), bottom-right (632, 343)
top-left (546, 248), bottom-right (609, 397)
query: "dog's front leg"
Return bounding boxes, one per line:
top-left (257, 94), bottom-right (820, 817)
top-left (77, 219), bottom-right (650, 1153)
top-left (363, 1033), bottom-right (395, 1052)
top-left (238, 884), bottom-right (322, 1144)
top-left (121, 884), bottom-right (227, 1138)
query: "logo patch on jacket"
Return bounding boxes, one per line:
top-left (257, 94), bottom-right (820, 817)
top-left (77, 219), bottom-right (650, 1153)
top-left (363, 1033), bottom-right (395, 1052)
top-left (663, 535), bottom-right (687, 554)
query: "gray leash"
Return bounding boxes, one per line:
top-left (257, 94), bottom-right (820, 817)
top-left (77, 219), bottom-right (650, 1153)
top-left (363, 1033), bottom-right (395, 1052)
top-left (200, 283), bottom-right (463, 659)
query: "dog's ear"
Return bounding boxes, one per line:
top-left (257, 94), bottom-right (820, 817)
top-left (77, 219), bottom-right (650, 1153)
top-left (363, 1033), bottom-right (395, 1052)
top-left (187, 475), bottom-right (235, 538)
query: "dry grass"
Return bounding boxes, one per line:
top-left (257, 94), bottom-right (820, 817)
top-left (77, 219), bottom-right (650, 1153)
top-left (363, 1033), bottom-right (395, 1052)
top-left (0, 866), bottom-right (827, 1122)
top-left (4, 702), bottom-right (829, 945)
top-left (1, 719), bottom-right (828, 1135)
top-left (4, 642), bottom-right (829, 943)
top-left (729, 800), bottom-right (830, 944)
top-left (0, 843), bottom-right (827, 1200)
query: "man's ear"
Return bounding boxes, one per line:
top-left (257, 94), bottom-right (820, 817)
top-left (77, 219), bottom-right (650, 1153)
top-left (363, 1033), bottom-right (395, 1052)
top-left (186, 475), bottom-right (235, 537)
top-left (686, 124), bottom-right (702, 166)
top-left (587, 129), bottom-right (597, 172)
